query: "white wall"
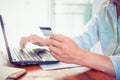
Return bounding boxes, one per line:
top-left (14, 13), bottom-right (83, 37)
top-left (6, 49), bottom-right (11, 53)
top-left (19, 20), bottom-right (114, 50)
top-left (0, 0), bottom-right (50, 50)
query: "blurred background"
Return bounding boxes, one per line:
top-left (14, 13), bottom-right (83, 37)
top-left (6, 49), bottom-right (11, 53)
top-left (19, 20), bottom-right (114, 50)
top-left (0, 0), bottom-right (104, 52)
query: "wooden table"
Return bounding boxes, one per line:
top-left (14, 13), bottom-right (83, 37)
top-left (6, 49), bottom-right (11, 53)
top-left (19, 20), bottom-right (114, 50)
top-left (0, 52), bottom-right (116, 80)
top-left (18, 65), bottom-right (116, 80)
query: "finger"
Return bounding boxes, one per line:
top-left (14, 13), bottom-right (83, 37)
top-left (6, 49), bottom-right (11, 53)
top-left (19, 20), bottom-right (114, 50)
top-left (50, 51), bottom-right (62, 61)
top-left (27, 34), bottom-right (36, 40)
top-left (28, 35), bottom-right (44, 46)
top-left (49, 45), bottom-right (61, 55)
top-left (29, 40), bottom-right (41, 46)
top-left (50, 51), bottom-right (68, 63)
top-left (50, 39), bottom-right (62, 49)
top-left (50, 34), bottom-right (66, 42)
top-left (27, 34), bottom-right (40, 41)
top-left (20, 37), bottom-right (28, 49)
top-left (20, 35), bottom-right (39, 49)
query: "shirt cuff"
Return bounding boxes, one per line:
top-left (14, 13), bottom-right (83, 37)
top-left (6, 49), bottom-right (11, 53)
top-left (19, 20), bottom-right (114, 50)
top-left (109, 56), bottom-right (120, 80)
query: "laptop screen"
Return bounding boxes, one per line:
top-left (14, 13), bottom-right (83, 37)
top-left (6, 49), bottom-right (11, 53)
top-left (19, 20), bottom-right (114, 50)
top-left (0, 15), bottom-right (13, 63)
top-left (0, 16), bottom-right (6, 50)
top-left (0, 15), bottom-right (9, 50)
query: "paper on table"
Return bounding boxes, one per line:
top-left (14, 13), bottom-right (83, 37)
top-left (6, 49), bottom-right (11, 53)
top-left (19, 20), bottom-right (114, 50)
top-left (40, 62), bottom-right (80, 70)
top-left (0, 66), bottom-right (26, 80)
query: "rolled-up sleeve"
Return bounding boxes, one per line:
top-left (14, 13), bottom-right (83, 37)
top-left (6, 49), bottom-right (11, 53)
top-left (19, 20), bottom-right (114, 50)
top-left (72, 16), bottom-right (99, 50)
top-left (109, 56), bottom-right (120, 80)
top-left (72, 1), bottom-right (120, 79)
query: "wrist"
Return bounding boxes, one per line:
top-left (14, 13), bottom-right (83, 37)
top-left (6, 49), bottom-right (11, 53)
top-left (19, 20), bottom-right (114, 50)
top-left (73, 49), bottom-right (90, 66)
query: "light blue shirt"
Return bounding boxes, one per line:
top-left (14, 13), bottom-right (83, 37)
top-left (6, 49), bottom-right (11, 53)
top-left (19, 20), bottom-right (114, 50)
top-left (73, 1), bottom-right (120, 80)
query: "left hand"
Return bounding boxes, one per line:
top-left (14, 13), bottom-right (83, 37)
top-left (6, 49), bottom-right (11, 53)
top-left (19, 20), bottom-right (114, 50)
top-left (20, 34), bottom-right (50, 49)
top-left (49, 34), bottom-right (85, 64)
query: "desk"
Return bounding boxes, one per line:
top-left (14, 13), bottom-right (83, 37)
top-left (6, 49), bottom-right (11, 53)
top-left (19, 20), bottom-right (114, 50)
top-left (18, 65), bottom-right (116, 80)
top-left (0, 51), bottom-right (116, 80)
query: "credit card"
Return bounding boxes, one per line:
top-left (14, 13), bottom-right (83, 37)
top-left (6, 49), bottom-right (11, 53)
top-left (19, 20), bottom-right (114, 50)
top-left (39, 27), bottom-right (53, 37)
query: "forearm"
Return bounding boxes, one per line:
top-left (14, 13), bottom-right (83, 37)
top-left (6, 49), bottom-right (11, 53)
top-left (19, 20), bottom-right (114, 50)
top-left (76, 50), bottom-right (115, 76)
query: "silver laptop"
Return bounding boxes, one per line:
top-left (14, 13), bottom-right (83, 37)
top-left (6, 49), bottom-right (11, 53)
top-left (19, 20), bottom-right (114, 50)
top-left (0, 15), bottom-right (59, 65)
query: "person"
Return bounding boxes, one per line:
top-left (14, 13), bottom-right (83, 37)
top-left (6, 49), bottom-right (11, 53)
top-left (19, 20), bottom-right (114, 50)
top-left (20, 0), bottom-right (120, 80)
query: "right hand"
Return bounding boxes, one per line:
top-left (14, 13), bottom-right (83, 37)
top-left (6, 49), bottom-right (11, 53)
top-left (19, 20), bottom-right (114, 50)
top-left (20, 34), bottom-right (50, 49)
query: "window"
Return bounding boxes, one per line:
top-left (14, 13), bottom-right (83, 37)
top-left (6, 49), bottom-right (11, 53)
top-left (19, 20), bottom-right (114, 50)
top-left (52, 0), bottom-right (93, 36)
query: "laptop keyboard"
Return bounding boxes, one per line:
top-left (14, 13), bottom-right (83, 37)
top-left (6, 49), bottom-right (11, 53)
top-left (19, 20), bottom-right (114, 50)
top-left (11, 48), bottom-right (46, 61)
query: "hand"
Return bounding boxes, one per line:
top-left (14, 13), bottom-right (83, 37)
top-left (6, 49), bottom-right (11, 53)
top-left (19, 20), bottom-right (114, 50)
top-left (20, 34), bottom-right (50, 49)
top-left (49, 34), bottom-right (116, 77)
top-left (49, 34), bottom-right (86, 64)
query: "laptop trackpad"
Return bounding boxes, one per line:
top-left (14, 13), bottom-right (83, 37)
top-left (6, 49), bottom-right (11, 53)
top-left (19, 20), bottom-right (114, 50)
top-left (33, 48), bottom-right (47, 54)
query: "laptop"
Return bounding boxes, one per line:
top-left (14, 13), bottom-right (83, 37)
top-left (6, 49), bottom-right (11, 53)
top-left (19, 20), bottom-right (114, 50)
top-left (0, 15), bottom-right (59, 65)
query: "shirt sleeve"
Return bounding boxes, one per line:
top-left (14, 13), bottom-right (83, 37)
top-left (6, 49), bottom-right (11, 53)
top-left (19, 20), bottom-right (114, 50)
top-left (72, 2), bottom-right (120, 79)
top-left (109, 56), bottom-right (120, 80)
top-left (72, 15), bottom-right (99, 50)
